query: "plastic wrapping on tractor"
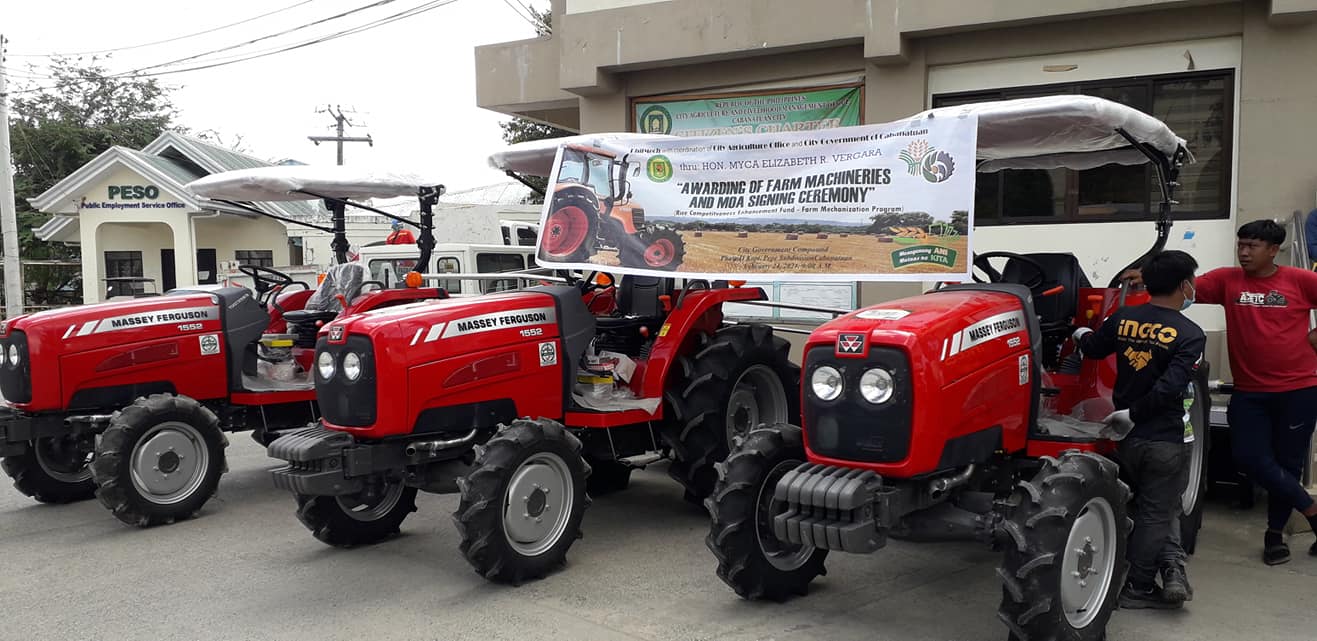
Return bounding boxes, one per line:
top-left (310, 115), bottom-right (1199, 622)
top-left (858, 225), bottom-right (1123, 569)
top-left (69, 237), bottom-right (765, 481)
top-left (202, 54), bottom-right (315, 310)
top-left (305, 263), bottom-right (367, 312)
top-left (772, 462), bottom-right (888, 553)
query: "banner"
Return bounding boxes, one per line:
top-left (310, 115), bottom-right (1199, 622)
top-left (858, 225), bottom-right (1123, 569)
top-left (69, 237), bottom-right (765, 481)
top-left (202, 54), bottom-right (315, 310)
top-left (535, 115), bottom-right (977, 281)
top-left (633, 86), bottom-right (862, 137)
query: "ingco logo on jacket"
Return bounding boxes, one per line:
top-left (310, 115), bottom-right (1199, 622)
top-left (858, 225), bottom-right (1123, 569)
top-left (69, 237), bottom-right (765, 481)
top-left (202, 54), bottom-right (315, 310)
top-left (1117, 320), bottom-right (1178, 345)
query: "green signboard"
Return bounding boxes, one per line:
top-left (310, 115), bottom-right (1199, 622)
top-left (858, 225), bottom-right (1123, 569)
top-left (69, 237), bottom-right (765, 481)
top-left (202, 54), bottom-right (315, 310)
top-left (633, 85), bottom-right (863, 137)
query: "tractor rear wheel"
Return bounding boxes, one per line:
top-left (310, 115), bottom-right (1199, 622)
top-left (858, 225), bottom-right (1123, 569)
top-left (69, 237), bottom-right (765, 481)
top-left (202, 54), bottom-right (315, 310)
top-left (706, 423), bottom-right (827, 601)
top-left (663, 324), bottom-right (799, 502)
top-left (90, 394), bottom-right (227, 527)
top-left (543, 189), bottom-right (599, 262)
top-left (1179, 373), bottom-right (1211, 555)
top-left (455, 418), bottom-right (590, 584)
top-left (295, 482), bottom-right (418, 547)
top-left (997, 450), bottom-right (1131, 641)
top-left (1, 435), bottom-right (96, 504)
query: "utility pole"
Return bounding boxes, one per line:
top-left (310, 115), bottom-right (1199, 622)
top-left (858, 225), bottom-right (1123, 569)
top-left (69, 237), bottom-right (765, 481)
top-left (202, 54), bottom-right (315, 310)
top-left (0, 35), bottom-right (23, 319)
top-left (307, 105), bottom-right (372, 165)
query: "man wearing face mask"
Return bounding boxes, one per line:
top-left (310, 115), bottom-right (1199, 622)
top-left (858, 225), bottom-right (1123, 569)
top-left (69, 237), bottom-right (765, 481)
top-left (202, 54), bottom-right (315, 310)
top-left (1073, 249), bottom-right (1205, 609)
top-left (1190, 220), bottom-right (1317, 566)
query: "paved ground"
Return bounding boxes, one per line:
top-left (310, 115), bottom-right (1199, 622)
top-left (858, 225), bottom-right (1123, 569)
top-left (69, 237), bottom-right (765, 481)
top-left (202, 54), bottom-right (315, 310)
top-left (2, 437), bottom-right (1314, 641)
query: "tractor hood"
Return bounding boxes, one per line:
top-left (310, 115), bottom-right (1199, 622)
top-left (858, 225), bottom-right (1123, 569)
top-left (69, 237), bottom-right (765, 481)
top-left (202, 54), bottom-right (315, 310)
top-left (322, 290), bottom-right (562, 362)
top-left (0, 292), bottom-right (225, 352)
top-left (810, 287), bottom-right (1032, 374)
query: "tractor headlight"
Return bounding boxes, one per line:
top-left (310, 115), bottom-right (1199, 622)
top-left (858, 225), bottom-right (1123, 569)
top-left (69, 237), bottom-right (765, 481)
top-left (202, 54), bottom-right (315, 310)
top-left (859, 368), bottom-right (894, 404)
top-left (316, 351), bottom-right (336, 380)
top-left (342, 352), bottom-right (362, 382)
top-left (7, 344), bottom-right (18, 367)
top-left (811, 366), bottom-right (843, 401)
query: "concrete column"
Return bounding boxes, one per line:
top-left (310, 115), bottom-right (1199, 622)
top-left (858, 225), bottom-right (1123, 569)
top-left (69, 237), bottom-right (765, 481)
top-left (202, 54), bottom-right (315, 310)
top-left (81, 219), bottom-right (103, 303)
top-left (578, 92), bottom-right (630, 133)
top-left (168, 216), bottom-right (199, 291)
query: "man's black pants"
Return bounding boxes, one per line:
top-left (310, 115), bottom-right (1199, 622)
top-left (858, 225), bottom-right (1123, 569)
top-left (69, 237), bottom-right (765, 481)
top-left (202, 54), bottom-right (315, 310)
top-left (1227, 386), bottom-right (1317, 531)
top-left (1118, 437), bottom-right (1188, 589)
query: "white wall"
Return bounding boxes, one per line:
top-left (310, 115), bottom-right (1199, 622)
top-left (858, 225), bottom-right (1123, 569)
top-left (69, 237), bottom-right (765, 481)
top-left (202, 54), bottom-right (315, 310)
top-left (194, 215), bottom-right (291, 270)
top-left (928, 36), bottom-right (1243, 333)
top-left (566, 0), bottom-right (664, 14)
top-left (93, 222), bottom-right (174, 295)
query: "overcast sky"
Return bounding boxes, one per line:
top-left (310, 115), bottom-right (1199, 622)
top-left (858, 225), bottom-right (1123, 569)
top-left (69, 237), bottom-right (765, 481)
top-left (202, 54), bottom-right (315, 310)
top-left (4, 0), bottom-right (549, 192)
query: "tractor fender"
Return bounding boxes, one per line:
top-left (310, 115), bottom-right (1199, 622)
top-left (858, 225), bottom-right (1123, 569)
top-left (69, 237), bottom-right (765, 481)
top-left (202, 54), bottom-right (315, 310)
top-left (636, 286), bottom-right (766, 400)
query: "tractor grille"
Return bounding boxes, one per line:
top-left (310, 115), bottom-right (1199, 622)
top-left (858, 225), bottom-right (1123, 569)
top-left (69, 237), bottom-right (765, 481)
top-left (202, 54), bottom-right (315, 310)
top-left (0, 331), bottom-right (32, 403)
top-left (315, 335), bottom-right (377, 427)
top-left (803, 345), bottom-right (913, 464)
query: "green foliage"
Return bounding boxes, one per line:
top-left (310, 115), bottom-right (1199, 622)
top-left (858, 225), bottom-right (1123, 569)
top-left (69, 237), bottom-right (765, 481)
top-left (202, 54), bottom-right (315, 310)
top-left (497, 117), bottom-right (572, 204)
top-left (867, 211), bottom-right (935, 235)
top-left (8, 57), bottom-right (179, 305)
top-left (950, 209), bottom-right (969, 234)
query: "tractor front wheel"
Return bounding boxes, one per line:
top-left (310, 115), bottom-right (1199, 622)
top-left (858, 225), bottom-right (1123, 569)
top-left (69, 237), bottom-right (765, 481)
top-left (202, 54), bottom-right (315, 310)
top-left (1179, 372), bottom-right (1211, 555)
top-left (1, 435), bottom-right (96, 504)
top-left (706, 423), bottom-right (826, 600)
top-left (455, 418), bottom-right (590, 584)
top-left (295, 482), bottom-right (418, 547)
top-left (663, 324), bottom-right (799, 502)
top-left (90, 394), bottom-right (228, 527)
top-left (621, 229), bottom-right (686, 271)
top-left (996, 450), bottom-right (1131, 641)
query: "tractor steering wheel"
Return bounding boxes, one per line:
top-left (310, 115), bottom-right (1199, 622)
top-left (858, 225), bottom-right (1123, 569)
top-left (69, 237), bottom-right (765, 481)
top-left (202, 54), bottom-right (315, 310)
top-left (972, 252), bottom-right (1049, 293)
top-left (239, 264), bottom-right (295, 301)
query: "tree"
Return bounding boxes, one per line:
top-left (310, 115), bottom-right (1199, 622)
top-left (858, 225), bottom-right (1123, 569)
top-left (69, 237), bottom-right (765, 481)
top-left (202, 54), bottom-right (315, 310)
top-left (867, 211), bottom-right (935, 235)
top-left (498, 118), bottom-right (573, 204)
top-left (951, 210), bottom-right (969, 234)
top-left (9, 57), bottom-right (180, 305)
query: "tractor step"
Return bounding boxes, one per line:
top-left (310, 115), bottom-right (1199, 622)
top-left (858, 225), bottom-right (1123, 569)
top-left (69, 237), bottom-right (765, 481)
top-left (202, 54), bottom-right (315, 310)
top-left (772, 463), bottom-right (890, 554)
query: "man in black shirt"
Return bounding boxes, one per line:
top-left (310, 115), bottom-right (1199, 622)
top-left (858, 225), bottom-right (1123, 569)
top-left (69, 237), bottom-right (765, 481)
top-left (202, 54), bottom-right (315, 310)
top-left (1074, 250), bottom-right (1206, 609)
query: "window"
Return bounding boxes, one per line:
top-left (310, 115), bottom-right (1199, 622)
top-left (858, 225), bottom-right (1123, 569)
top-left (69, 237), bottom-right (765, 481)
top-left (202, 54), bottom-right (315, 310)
top-left (104, 251), bottom-right (145, 296)
top-left (435, 256), bottom-right (462, 293)
top-left (515, 227), bottom-right (538, 246)
top-left (476, 253), bottom-right (527, 293)
top-left (932, 69), bottom-right (1233, 224)
top-left (234, 250), bottom-right (274, 268)
top-left (368, 258), bottom-right (418, 286)
top-left (288, 238), bottom-right (304, 266)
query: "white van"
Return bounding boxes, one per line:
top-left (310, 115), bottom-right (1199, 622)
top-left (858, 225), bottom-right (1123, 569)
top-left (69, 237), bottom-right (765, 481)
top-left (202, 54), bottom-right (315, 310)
top-left (357, 243), bottom-right (539, 296)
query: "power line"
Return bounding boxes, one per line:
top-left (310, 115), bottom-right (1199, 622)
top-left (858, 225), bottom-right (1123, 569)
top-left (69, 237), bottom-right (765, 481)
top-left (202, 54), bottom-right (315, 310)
top-left (8, 0), bottom-right (321, 58)
top-left (126, 0), bottom-right (401, 74)
top-left (8, 0), bottom-right (461, 94)
top-left (498, 0), bottom-right (540, 30)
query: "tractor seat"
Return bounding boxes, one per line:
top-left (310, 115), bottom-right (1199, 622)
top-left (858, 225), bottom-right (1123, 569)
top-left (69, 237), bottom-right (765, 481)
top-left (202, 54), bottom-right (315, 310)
top-left (596, 276), bottom-right (673, 331)
top-left (1000, 253), bottom-right (1089, 333)
top-left (282, 309), bottom-right (339, 325)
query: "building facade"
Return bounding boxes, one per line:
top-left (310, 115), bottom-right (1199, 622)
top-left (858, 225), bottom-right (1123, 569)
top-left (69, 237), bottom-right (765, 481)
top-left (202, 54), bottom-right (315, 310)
top-left (475, 0), bottom-right (1317, 370)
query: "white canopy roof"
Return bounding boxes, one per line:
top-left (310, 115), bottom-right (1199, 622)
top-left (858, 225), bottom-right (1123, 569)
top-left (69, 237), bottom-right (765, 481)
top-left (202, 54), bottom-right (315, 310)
top-left (186, 166), bottom-right (443, 202)
top-left (488, 95), bottom-right (1187, 177)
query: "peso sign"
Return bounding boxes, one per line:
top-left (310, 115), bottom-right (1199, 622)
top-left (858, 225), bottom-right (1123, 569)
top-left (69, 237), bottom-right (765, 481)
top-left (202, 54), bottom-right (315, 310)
top-left (536, 114), bottom-right (978, 281)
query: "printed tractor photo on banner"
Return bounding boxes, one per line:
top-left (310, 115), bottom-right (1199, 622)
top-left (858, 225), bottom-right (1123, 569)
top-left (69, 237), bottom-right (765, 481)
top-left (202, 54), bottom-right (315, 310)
top-left (535, 115), bottom-right (979, 282)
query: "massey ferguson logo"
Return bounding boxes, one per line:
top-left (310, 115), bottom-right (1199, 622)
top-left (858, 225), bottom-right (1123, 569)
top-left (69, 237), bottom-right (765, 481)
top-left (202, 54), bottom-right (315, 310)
top-left (328, 325), bottom-right (345, 342)
top-left (836, 333), bottom-right (866, 356)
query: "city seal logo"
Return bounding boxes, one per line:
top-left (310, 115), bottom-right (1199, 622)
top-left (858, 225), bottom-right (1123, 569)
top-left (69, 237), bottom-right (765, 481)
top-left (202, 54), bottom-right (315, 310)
top-left (899, 139), bottom-right (956, 183)
top-left (646, 155), bottom-right (674, 183)
top-left (639, 105), bottom-right (674, 134)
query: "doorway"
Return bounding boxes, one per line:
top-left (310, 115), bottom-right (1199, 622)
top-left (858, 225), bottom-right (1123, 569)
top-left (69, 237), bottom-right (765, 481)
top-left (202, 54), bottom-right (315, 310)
top-left (161, 248), bottom-right (218, 291)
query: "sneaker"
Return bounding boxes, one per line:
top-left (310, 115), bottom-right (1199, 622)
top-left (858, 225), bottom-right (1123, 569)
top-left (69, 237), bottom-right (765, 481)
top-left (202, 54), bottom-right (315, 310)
top-left (1161, 566), bottom-right (1191, 603)
top-left (1119, 584), bottom-right (1183, 610)
top-left (1264, 532), bottom-right (1290, 566)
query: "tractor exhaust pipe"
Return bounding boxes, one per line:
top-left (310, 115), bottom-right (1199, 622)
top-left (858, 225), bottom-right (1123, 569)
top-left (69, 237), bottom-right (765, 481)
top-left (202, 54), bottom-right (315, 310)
top-left (929, 464), bottom-right (976, 500)
top-left (404, 429), bottom-right (479, 458)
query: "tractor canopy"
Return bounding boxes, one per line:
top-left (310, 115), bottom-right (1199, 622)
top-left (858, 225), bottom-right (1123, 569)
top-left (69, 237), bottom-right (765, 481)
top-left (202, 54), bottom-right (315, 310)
top-left (186, 166), bottom-right (446, 269)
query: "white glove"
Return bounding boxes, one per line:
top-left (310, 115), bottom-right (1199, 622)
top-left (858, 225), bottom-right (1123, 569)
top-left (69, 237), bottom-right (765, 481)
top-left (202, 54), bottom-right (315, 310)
top-left (1072, 327), bottom-right (1093, 343)
top-left (1099, 409), bottom-right (1135, 441)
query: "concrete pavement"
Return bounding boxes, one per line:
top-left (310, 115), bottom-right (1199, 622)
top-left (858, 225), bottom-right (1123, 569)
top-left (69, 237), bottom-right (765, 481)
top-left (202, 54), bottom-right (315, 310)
top-left (1, 437), bottom-right (1314, 641)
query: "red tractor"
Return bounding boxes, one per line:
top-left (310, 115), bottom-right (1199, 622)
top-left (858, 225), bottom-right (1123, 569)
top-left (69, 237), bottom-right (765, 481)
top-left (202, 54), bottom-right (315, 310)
top-left (537, 144), bottom-right (685, 271)
top-left (267, 142), bottom-right (798, 583)
top-left (0, 168), bottom-right (447, 527)
top-left (703, 96), bottom-right (1209, 641)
